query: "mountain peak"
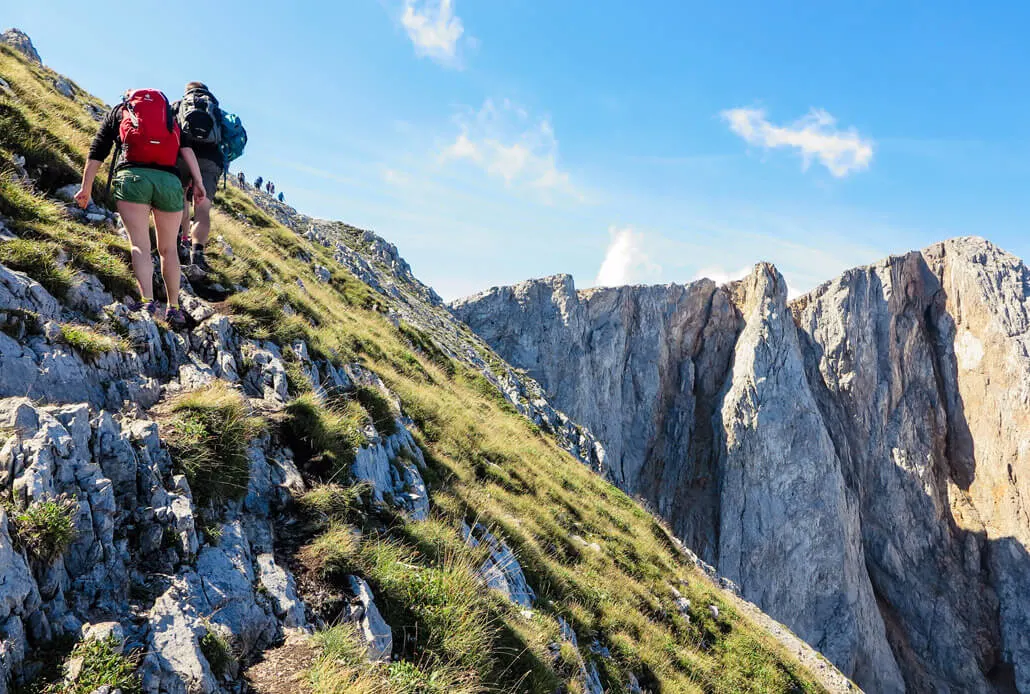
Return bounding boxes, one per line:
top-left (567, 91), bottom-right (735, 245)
top-left (1, 28), bottom-right (41, 65)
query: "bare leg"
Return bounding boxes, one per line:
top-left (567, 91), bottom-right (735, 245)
top-left (153, 208), bottom-right (184, 306)
top-left (117, 201), bottom-right (155, 300)
top-left (190, 197), bottom-right (213, 247)
top-left (179, 188), bottom-right (191, 245)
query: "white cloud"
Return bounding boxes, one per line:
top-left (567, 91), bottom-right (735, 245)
top-left (594, 227), bottom-right (661, 287)
top-left (722, 107), bottom-right (874, 177)
top-left (692, 265), bottom-right (753, 286)
top-left (441, 99), bottom-right (581, 200)
top-left (402, 0), bottom-right (464, 65)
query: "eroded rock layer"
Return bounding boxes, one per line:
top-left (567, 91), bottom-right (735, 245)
top-left (452, 237), bottom-right (1030, 693)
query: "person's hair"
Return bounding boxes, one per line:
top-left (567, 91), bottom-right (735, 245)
top-left (185, 81), bottom-right (208, 92)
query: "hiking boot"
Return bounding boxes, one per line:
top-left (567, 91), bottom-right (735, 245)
top-left (127, 298), bottom-right (157, 316)
top-left (165, 307), bottom-right (188, 330)
top-left (190, 245), bottom-right (211, 272)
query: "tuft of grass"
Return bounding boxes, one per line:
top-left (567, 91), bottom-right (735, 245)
top-left (199, 626), bottom-right (236, 680)
top-left (0, 238), bottom-right (75, 298)
top-left (387, 660), bottom-right (478, 694)
top-left (307, 623), bottom-right (389, 694)
top-left (8, 496), bottom-right (78, 564)
top-left (298, 525), bottom-right (360, 580)
top-left (41, 635), bottom-right (140, 694)
top-left (58, 323), bottom-right (130, 357)
top-left (354, 386), bottom-right (398, 436)
top-left (361, 540), bottom-right (498, 678)
top-left (164, 382), bottom-right (261, 506)
top-left (226, 286), bottom-right (311, 345)
top-left (307, 619), bottom-right (480, 694)
top-left (298, 482), bottom-right (370, 524)
top-left (282, 346), bottom-right (314, 395)
top-left (283, 393), bottom-right (367, 475)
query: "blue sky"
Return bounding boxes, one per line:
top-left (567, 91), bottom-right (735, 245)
top-left (8, 1), bottom-right (1030, 299)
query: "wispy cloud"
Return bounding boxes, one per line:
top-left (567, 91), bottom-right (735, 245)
top-left (401, 0), bottom-right (465, 66)
top-left (721, 107), bottom-right (873, 177)
top-left (440, 98), bottom-right (582, 201)
top-left (594, 227), bottom-right (661, 287)
top-left (692, 265), bottom-right (753, 286)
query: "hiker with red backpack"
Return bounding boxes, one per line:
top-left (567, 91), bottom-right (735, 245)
top-left (173, 82), bottom-right (247, 271)
top-left (74, 88), bottom-right (206, 329)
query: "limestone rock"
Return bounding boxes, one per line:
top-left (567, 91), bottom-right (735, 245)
top-left (345, 575), bottom-right (392, 662)
top-left (462, 523), bottom-right (536, 607)
top-left (454, 237), bottom-right (1030, 692)
top-left (53, 77), bottom-right (73, 98)
top-left (1, 29), bottom-right (41, 65)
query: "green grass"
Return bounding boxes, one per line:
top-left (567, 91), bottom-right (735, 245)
top-left (0, 176), bottom-right (136, 300)
top-left (0, 238), bottom-right (74, 298)
top-left (283, 393), bottom-right (367, 476)
top-left (199, 626), bottom-right (236, 680)
top-left (297, 482), bottom-right (371, 524)
top-left (40, 636), bottom-right (140, 694)
top-left (58, 323), bottom-right (130, 357)
top-left (354, 386), bottom-right (398, 436)
top-left (298, 524), bottom-right (360, 580)
top-left (164, 382), bottom-right (261, 506)
top-left (7, 497), bottom-right (78, 564)
top-left (305, 571), bottom-right (482, 694)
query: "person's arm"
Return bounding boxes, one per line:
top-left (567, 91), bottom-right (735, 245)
top-left (75, 160), bottom-right (104, 209)
top-left (75, 106), bottom-right (120, 208)
top-left (179, 147), bottom-right (207, 204)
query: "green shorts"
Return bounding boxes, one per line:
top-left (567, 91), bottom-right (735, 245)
top-left (112, 167), bottom-right (183, 212)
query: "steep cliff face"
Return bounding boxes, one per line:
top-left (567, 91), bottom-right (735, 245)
top-left (452, 236), bottom-right (1030, 693)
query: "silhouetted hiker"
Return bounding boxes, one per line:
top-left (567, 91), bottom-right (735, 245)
top-left (254, 175), bottom-right (263, 191)
top-left (266, 180), bottom-right (273, 195)
top-left (75, 88), bottom-right (206, 330)
top-left (237, 171), bottom-right (245, 187)
top-left (277, 191), bottom-right (284, 203)
top-left (173, 82), bottom-right (225, 272)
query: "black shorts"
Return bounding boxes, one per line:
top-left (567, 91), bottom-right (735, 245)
top-left (177, 157), bottom-right (222, 202)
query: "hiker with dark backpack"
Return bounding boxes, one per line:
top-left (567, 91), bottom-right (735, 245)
top-left (173, 81), bottom-right (247, 271)
top-left (74, 88), bottom-right (206, 329)
top-left (253, 175), bottom-right (263, 192)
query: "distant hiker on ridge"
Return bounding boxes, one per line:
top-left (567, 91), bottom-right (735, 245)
top-left (74, 88), bottom-right (206, 329)
top-left (253, 175), bottom-right (263, 192)
top-left (173, 81), bottom-right (247, 272)
top-left (277, 191), bottom-right (284, 203)
top-left (237, 171), bottom-right (246, 187)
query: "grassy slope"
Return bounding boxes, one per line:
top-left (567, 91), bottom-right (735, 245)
top-left (0, 44), bottom-right (827, 693)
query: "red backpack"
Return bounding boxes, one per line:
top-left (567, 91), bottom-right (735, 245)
top-left (118, 89), bottom-right (180, 167)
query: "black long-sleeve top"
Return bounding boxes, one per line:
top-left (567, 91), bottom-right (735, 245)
top-left (87, 104), bottom-right (184, 177)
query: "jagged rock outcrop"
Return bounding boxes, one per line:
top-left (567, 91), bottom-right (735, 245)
top-left (453, 236), bottom-right (1030, 693)
top-left (0, 29), bottom-right (41, 65)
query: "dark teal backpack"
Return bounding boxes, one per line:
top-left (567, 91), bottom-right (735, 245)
top-left (219, 111), bottom-right (247, 168)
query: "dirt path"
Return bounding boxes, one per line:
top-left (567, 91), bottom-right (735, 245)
top-left (243, 632), bottom-right (319, 694)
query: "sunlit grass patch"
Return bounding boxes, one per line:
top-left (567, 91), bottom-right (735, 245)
top-left (164, 382), bottom-right (262, 505)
